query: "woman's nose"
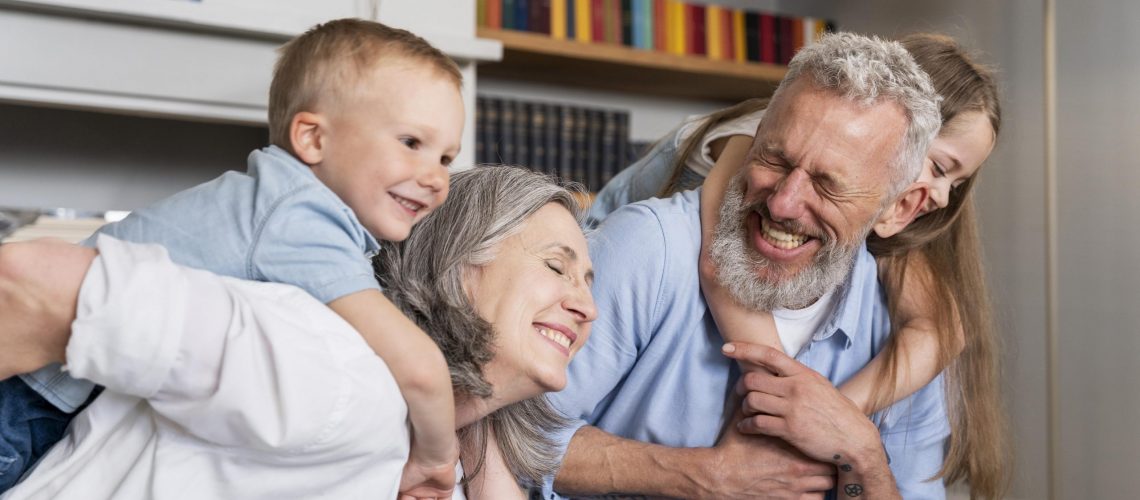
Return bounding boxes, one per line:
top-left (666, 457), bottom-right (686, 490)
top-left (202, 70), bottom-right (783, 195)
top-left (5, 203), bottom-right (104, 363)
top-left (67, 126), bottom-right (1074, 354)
top-left (565, 284), bottom-right (598, 323)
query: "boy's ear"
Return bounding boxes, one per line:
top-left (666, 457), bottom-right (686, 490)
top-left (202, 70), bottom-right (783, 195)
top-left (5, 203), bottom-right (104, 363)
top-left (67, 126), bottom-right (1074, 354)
top-left (289, 111), bottom-right (325, 165)
top-left (873, 182), bottom-right (931, 238)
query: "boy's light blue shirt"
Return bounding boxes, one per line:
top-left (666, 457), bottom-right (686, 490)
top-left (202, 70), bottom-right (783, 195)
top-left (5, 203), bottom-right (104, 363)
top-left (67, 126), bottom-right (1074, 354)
top-left (22, 145), bottom-right (382, 412)
top-left (542, 189), bottom-right (950, 500)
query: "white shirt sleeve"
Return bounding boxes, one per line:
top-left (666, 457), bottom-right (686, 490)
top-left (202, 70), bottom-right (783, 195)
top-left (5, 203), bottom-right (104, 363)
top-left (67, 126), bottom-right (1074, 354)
top-left (65, 235), bottom-right (386, 454)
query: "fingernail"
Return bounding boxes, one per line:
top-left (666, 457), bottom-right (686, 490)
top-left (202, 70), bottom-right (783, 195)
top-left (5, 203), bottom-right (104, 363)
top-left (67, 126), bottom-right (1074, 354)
top-left (722, 343), bottom-right (736, 354)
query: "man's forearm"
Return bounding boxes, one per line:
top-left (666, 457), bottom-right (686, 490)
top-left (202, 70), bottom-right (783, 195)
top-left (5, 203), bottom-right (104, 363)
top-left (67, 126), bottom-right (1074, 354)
top-left (555, 425), bottom-right (715, 498)
top-left (832, 446), bottom-right (899, 499)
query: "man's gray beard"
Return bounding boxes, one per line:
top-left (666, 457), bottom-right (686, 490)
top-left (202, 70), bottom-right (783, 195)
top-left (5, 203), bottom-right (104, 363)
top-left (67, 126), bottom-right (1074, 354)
top-left (707, 174), bottom-right (872, 311)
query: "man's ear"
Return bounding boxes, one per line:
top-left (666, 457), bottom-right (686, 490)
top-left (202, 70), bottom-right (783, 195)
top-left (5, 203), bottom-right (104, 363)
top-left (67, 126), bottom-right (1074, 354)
top-left (873, 183), bottom-right (931, 238)
top-left (289, 111), bottom-right (325, 165)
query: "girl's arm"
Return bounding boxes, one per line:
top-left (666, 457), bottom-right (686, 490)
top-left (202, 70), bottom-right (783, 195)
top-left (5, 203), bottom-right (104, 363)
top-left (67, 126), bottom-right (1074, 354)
top-left (838, 254), bottom-right (966, 414)
top-left (698, 135), bottom-right (783, 358)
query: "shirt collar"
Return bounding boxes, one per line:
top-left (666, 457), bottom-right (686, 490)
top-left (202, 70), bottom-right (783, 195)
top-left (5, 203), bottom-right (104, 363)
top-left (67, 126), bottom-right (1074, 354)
top-left (811, 242), bottom-right (877, 349)
top-left (251, 145), bottom-right (383, 255)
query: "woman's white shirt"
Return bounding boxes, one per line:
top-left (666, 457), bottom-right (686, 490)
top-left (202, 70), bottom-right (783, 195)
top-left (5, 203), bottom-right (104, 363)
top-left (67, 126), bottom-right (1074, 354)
top-left (2, 236), bottom-right (410, 499)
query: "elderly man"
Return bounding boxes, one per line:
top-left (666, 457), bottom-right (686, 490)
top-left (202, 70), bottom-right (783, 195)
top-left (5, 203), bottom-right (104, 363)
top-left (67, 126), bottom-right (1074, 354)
top-left (541, 33), bottom-right (945, 499)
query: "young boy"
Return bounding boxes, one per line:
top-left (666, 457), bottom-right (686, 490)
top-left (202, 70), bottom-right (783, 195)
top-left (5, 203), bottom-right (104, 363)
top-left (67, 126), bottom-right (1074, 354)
top-left (0, 19), bottom-right (464, 497)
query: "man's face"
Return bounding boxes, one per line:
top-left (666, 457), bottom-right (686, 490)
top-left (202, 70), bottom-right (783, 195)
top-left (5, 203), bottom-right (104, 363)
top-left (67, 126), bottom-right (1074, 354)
top-left (709, 79), bottom-right (907, 310)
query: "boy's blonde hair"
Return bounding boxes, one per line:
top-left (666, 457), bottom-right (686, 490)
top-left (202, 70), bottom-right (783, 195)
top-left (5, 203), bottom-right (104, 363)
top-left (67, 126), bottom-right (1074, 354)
top-left (268, 18), bottom-right (463, 152)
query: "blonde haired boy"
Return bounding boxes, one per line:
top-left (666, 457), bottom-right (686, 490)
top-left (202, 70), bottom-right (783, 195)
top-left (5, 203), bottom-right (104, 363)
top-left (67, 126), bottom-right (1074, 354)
top-left (4, 19), bottom-right (464, 498)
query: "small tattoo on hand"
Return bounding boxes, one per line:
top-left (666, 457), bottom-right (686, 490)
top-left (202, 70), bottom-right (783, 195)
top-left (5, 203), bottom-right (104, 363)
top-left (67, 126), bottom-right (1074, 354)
top-left (833, 454), bottom-right (841, 461)
top-left (841, 464), bottom-right (853, 472)
top-left (844, 484), bottom-right (864, 497)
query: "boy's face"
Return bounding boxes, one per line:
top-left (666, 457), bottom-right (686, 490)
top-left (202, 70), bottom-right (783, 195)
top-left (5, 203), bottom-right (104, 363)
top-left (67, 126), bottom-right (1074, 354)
top-left (310, 58), bottom-right (464, 242)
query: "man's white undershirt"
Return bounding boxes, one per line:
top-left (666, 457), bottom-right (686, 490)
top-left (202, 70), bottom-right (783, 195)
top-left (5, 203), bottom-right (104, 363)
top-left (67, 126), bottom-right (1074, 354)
top-left (771, 288), bottom-right (838, 356)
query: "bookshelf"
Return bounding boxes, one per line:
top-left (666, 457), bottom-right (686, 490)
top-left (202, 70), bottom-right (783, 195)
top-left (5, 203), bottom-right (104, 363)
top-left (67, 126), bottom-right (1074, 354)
top-left (477, 27), bottom-right (786, 102)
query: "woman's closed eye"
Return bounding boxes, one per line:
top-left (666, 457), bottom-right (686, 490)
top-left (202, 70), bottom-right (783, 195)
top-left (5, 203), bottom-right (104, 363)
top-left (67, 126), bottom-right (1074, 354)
top-left (545, 260), bottom-right (565, 276)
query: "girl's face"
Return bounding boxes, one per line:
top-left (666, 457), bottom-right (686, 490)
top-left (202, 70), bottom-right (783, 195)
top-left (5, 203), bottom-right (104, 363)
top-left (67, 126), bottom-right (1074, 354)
top-left (915, 111), bottom-right (997, 216)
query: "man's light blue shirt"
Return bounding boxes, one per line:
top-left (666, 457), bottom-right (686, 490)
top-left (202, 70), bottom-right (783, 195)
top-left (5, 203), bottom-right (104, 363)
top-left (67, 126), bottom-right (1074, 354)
top-left (23, 145), bottom-right (382, 412)
top-left (543, 189), bottom-right (950, 499)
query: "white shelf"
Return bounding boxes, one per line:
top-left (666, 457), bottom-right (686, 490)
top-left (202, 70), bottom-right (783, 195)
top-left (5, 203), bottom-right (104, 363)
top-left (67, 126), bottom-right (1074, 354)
top-left (0, 2), bottom-right (501, 125)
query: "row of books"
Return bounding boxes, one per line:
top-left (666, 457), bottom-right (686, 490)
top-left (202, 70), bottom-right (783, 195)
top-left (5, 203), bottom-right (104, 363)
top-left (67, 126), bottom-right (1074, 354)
top-left (477, 0), bottom-right (835, 65)
top-left (475, 96), bottom-right (647, 191)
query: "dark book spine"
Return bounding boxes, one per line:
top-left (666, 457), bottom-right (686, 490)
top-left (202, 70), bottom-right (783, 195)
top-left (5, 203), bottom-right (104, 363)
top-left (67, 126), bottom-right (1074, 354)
top-left (503, 0), bottom-right (517, 29)
top-left (566, 0), bottom-right (576, 39)
top-left (476, 96), bottom-right (487, 164)
top-left (557, 105), bottom-right (574, 182)
top-left (517, 101), bottom-right (531, 167)
top-left (611, 110), bottom-right (629, 186)
top-left (779, 15), bottom-right (794, 64)
top-left (532, 0), bottom-right (552, 34)
top-left (516, 0), bottom-right (529, 31)
top-left (572, 107), bottom-right (588, 186)
top-left (502, 99), bottom-right (518, 165)
top-left (691, 3), bottom-right (706, 56)
top-left (745, 11), bottom-right (760, 62)
top-left (760, 13), bottom-right (776, 64)
top-left (586, 109), bottom-right (603, 191)
top-left (620, 0), bottom-right (632, 46)
top-left (488, 97), bottom-right (502, 164)
top-left (601, 109), bottom-right (617, 188)
top-left (531, 102), bottom-right (547, 173)
top-left (544, 102), bottom-right (558, 177)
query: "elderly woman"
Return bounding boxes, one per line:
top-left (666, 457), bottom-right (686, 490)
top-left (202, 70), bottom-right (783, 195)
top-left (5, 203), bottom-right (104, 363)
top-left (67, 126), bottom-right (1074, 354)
top-left (0, 166), bottom-right (594, 500)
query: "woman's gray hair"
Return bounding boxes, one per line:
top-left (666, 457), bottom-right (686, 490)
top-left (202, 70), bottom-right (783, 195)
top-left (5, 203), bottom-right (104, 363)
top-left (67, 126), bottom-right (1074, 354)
top-left (774, 31), bottom-right (942, 198)
top-left (373, 165), bottom-right (585, 487)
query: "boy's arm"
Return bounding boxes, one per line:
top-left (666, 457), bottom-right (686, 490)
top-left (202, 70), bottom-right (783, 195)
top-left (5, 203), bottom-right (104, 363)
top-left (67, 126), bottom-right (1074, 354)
top-left (838, 254), bottom-right (966, 414)
top-left (698, 135), bottom-right (783, 355)
top-left (327, 290), bottom-right (460, 495)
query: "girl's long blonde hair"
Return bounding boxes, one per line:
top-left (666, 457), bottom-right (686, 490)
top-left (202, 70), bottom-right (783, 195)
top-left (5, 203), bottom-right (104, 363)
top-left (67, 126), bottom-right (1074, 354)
top-left (659, 33), bottom-right (1009, 499)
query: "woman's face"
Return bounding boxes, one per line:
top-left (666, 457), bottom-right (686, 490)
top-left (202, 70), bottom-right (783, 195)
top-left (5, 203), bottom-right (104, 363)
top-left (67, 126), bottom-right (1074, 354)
top-left (915, 110), bottom-right (996, 216)
top-left (467, 203), bottom-right (597, 402)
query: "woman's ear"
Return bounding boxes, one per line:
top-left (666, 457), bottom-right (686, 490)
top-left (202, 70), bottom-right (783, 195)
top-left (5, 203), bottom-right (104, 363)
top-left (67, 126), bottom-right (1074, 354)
top-left (289, 111), bottom-right (325, 165)
top-left (873, 183), bottom-right (931, 238)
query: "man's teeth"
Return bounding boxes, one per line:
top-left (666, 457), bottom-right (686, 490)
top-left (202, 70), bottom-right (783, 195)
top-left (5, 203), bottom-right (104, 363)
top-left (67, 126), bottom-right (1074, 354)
top-left (537, 327), bottom-right (571, 349)
top-left (760, 217), bottom-right (808, 250)
top-left (394, 195), bottom-right (422, 212)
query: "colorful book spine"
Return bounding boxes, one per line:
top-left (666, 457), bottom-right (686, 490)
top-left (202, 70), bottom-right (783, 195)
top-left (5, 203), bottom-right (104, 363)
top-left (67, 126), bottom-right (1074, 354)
top-left (607, 0), bottom-right (622, 44)
top-left (705, 5), bottom-right (721, 59)
top-left (732, 9), bottom-right (746, 62)
top-left (630, 0), bottom-right (647, 49)
top-left (478, 0), bottom-right (488, 29)
top-left (551, 0), bottom-right (567, 38)
top-left (502, 0), bottom-right (516, 29)
top-left (486, 0), bottom-right (502, 28)
top-left (792, 15), bottom-right (804, 53)
top-left (759, 13), bottom-right (775, 63)
top-left (690, 3), bottom-right (706, 56)
top-left (591, 0), bottom-right (605, 42)
top-left (652, 0), bottom-right (666, 51)
top-left (574, 0), bottom-right (591, 41)
top-left (720, 7), bottom-right (733, 61)
top-left (516, 0), bottom-right (529, 31)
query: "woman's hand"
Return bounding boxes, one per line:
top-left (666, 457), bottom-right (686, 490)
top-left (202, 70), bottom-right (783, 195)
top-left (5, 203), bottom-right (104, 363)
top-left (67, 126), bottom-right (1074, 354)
top-left (0, 239), bottom-right (95, 379)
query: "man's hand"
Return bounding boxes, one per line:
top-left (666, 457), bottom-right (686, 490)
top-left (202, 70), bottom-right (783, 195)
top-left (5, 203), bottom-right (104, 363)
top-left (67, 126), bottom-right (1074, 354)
top-left (397, 442), bottom-right (459, 500)
top-left (722, 342), bottom-right (883, 465)
top-left (704, 417), bottom-right (836, 500)
top-left (0, 239), bottom-right (95, 379)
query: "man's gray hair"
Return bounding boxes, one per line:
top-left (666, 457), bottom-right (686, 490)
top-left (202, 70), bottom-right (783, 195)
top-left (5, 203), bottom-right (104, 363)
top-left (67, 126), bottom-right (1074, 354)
top-left (374, 165), bottom-right (585, 487)
top-left (774, 31), bottom-right (941, 197)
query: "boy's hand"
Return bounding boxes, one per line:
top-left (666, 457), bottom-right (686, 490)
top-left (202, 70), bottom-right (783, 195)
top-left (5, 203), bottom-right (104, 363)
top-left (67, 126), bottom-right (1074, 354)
top-left (398, 440), bottom-right (460, 500)
top-left (0, 239), bottom-right (95, 379)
